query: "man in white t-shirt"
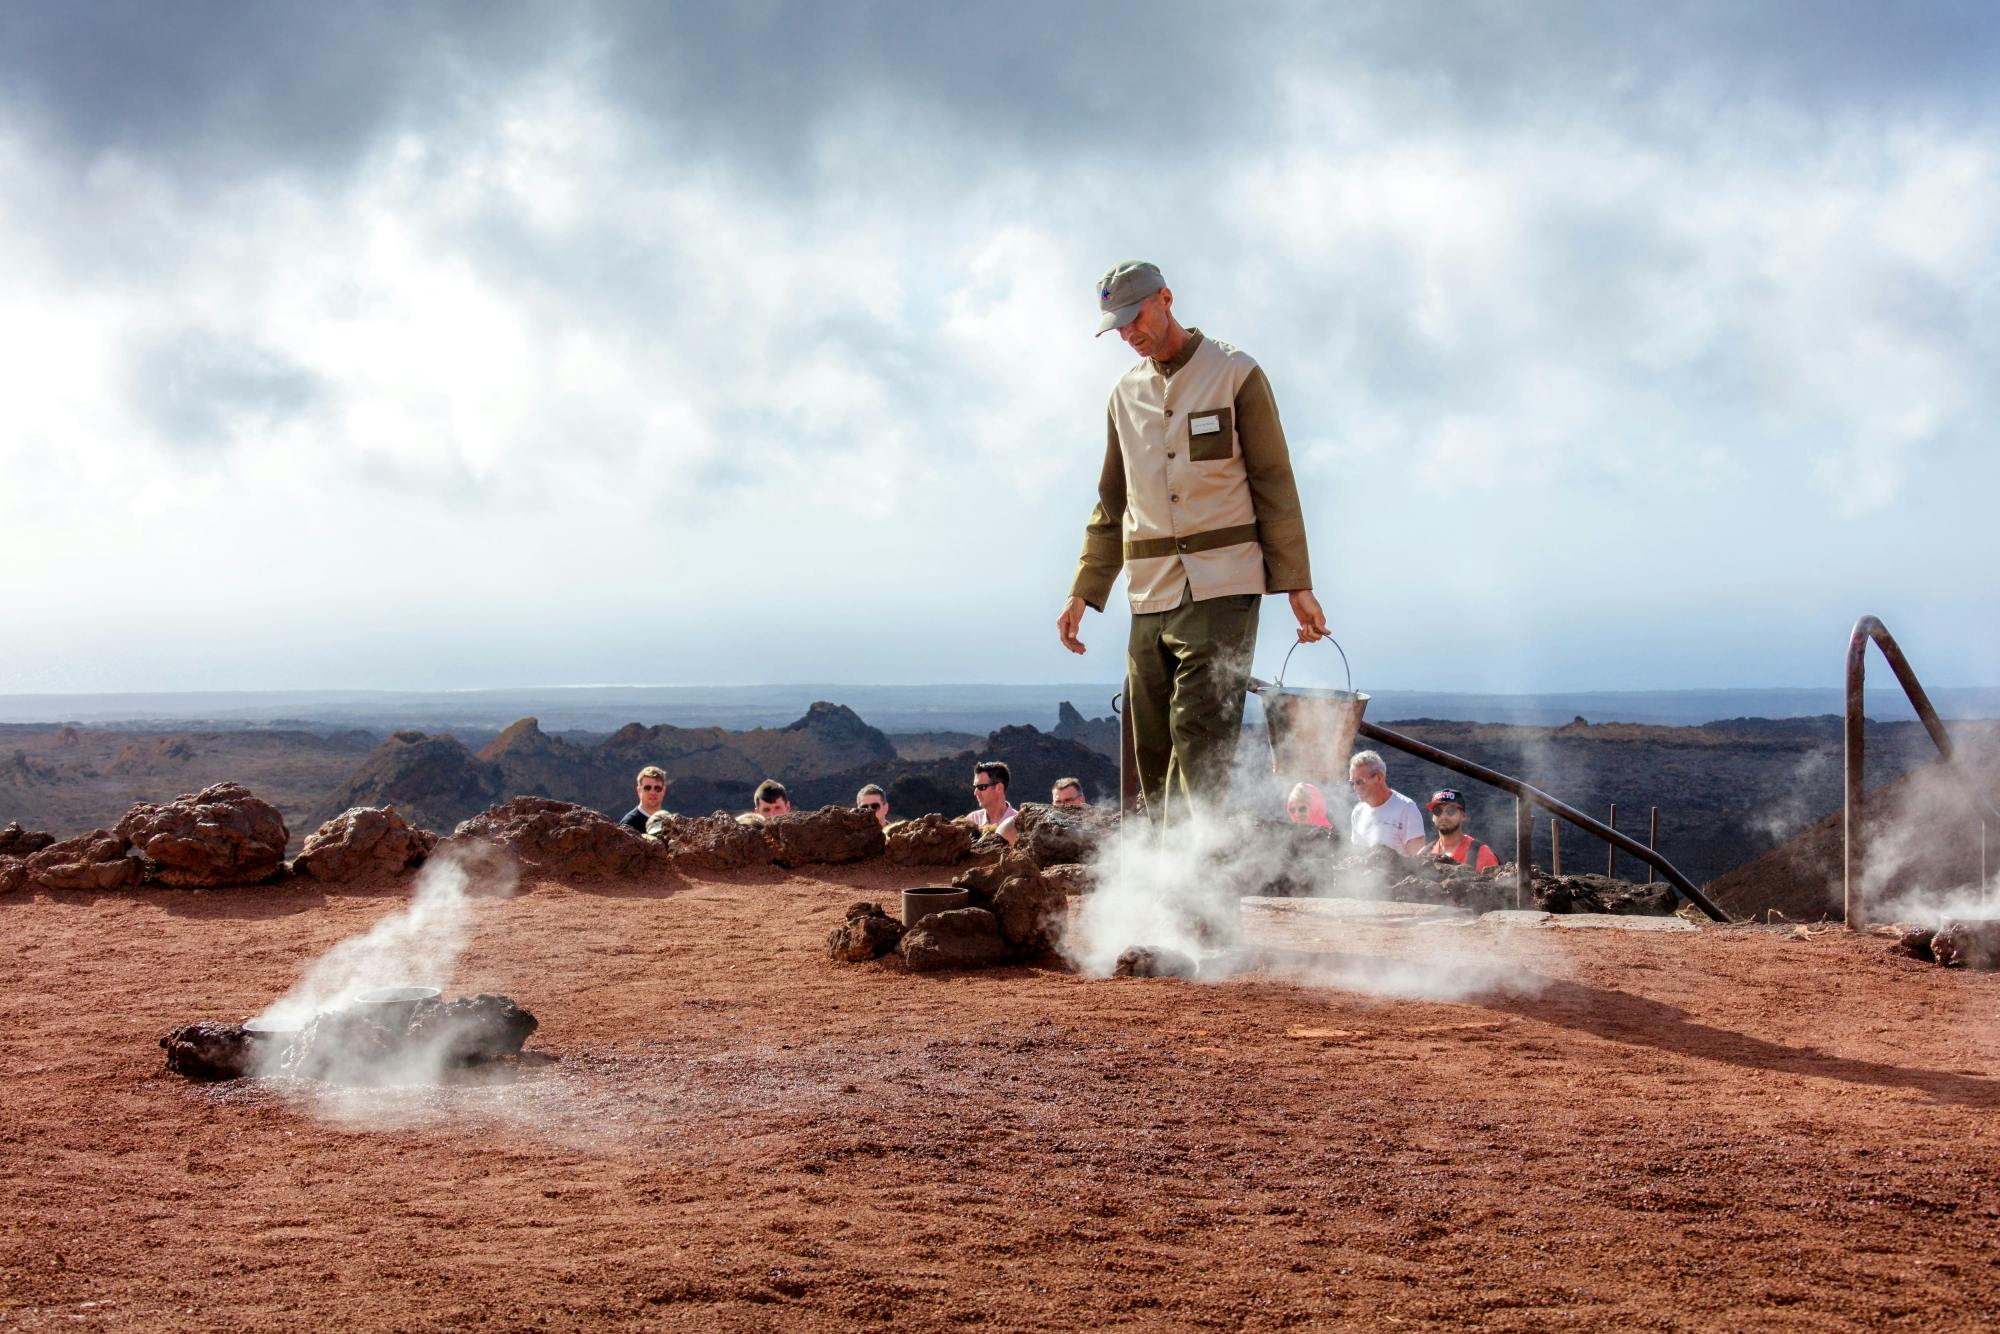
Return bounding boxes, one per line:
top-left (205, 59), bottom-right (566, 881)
top-left (1348, 749), bottom-right (1426, 854)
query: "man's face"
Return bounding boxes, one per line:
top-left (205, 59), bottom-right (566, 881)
top-left (973, 773), bottom-right (1006, 813)
top-left (858, 793), bottom-right (889, 826)
top-left (756, 794), bottom-right (791, 818)
top-left (636, 776), bottom-right (666, 814)
top-left (1116, 290), bottom-right (1174, 358)
top-left (1052, 784), bottom-right (1086, 808)
top-left (1350, 766), bottom-right (1387, 802)
top-left (1430, 803), bottom-right (1464, 835)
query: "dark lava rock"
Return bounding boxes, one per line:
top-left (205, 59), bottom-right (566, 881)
top-left (450, 796), bottom-right (670, 880)
top-left (0, 822), bottom-right (56, 857)
top-left (1112, 946), bottom-right (1198, 979)
top-left (115, 782), bottom-right (289, 888)
top-left (651, 812), bottom-right (776, 870)
top-left (294, 806), bottom-right (437, 883)
top-left (1533, 872), bottom-right (1678, 917)
top-left (826, 901), bottom-right (905, 962)
top-left (282, 1010), bottom-right (400, 1082)
top-left (765, 804), bottom-right (885, 868)
top-left (884, 813), bottom-right (975, 867)
top-left (1892, 927), bottom-right (1937, 962)
top-left (25, 829), bottom-right (142, 891)
top-left (1041, 863), bottom-right (1094, 898)
top-left (898, 906), bottom-right (1009, 972)
top-left (160, 1022), bottom-right (256, 1081)
top-left (1011, 802), bottom-right (1117, 868)
top-left (1932, 919), bottom-right (2000, 970)
top-left (952, 849), bottom-right (1065, 953)
top-left (406, 994), bottom-right (539, 1065)
top-left (0, 856), bottom-right (22, 894)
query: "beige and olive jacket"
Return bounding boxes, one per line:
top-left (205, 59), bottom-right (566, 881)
top-left (1071, 329), bottom-right (1313, 615)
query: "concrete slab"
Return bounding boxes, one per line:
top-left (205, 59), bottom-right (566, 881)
top-left (1478, 909), bottom-right (1697, 932)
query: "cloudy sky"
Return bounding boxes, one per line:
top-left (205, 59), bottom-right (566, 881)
top-left (2, 1), bottom-right (1995, 696)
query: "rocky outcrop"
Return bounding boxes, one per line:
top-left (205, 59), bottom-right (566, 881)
top-left (1051, 701), bottom-right (1121, 759)
top-left (310, 730), bottom-right (506, 838)
top-left (114, 782), bottom-right (289, 888)
top-left (450, 797), bottom-right (669, 880)
top-left (1012, 802), bottom-right (1117, 868)
top-left (1530, 871), bottom-right (1678, 916)
top-left (898, 907), bottom-right (1009, 972)
top-left (1931, 919), bottom-right (2000, 970)
top-left (0, 822), bottom-right (56, 857)
top-left (650, 813), bottom-right (776, 870)
top-left (826, 902), bottom-right (905, 962)
top-left (159, 1022), bottom-right (256, 1081)
top-left (406, 994), bottom-right (540, 1065)
top-left (952, 849), bottom-right (1065, 953)
top-left (884, 814), bottom-right (975, 866)
top-left (765, 805), bottom-right (884, 867)
top-left (25, 829), bottom-right (142, 891)
top-left (0, 857), bottom-right (25, 894)
top-left (293, 806), bottom-right (437, 883)
top-left (1040, 863), bottom-right (1093, 898)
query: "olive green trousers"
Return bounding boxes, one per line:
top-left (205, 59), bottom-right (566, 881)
top-left (1126, 588), bottom-right (1261, 823)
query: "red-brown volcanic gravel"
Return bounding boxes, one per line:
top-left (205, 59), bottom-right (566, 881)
top-left (5, 866), bottom-right (2000, 1331)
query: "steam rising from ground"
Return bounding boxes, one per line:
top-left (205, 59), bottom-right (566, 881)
top-left (249, 844), bottom-right (526, 1120)
top-left (255, 845), bottom-right (518, 1032)
top-left (1067, 809), bottom-right (1551, 1003)
top-left (1858, 760), bottom-right (2000, 925)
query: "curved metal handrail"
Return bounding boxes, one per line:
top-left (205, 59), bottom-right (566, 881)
top-left (1844, 615), bottom-right (1995, 927)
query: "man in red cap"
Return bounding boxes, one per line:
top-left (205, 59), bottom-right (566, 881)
top-left (1424, 789), bottom-right (1500, 871)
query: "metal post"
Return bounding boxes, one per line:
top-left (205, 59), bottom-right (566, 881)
top-left (1551, 819), bottom-right (1562, 877)
top-left (1649, 807), bottom-right (1659, 884)
top-left (1607, 803), bottom-right (1618, 880)
top-left (1844, 626), bottom-right (1868, 928)
top-left (1514, 795), bottom-right (1532, 909)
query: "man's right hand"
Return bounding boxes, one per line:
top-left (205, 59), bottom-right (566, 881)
top-left (1057, 595), bottom-right (1089, 655)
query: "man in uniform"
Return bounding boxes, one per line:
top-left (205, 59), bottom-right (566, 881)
top-left (1057, 260), bottom-right (1327, 821)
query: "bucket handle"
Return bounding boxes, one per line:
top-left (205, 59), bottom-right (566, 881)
top-left (1276, 635), bottom-right (1353, 694)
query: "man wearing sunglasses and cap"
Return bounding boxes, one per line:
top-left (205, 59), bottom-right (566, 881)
top-left (1424, 788), bottom-right (1500, 872)
top-left (1058, 260), bottom-right (1327, 821)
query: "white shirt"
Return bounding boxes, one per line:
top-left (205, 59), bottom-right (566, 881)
top-left (967, 803), bottom-right (1017, 828)
top-left (1351, 790), bottom-right (1426, 851)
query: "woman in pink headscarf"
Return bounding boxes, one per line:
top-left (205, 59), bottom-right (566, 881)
top-left (1286, 781), bottom-right (1332, 829)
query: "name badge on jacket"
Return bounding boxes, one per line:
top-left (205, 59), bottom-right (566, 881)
top-left (1190, 413), bottom-right (1222, 435)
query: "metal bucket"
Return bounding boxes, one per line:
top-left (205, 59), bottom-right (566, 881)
top-left (902, 887), bottom-right (969, 929)
top-left (355, 985), bottom-right (441, 1030)
top-left (1249, 638), bottom-right (1370, 782)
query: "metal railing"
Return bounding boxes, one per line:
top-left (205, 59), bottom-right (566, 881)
top-left (1356, 720), bottom-right (1728, 922)
top-left (1843, 615), bottom-right (1996, 927)
top-left (1113, 682), bottom-right (1728, 922)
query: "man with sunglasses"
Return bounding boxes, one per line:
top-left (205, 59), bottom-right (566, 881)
top-left (1423, 788), bottom-right (1500, 871)
top-left (1058, 260), bottom-right (1328, 823)
top-left (619, 766), bottom-right (671, 833)
top-left (966, 761), bottom-right (1016, 831)
top-left (856, 784), bottom-right (891, 827)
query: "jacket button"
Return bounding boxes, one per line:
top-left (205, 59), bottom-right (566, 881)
top-left (1165, 409), bottom-right (1174, 417)
top-left (1178, 541), bottom-right (1188, 551)
top-left (1167, 451), bottom-right (1176, 459)
top-left (1170, 495), bottom-right (1179, 503)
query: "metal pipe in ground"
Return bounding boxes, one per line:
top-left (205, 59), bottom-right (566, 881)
top-left (1607, 803), bottom-right (1618, 879)
top-left (1514, 796), bottom-right (1532, 909)
top-left (1551, 819), bottom-right (1562, 876)
top-left (1649, 807), bottom-right (1659, 883)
